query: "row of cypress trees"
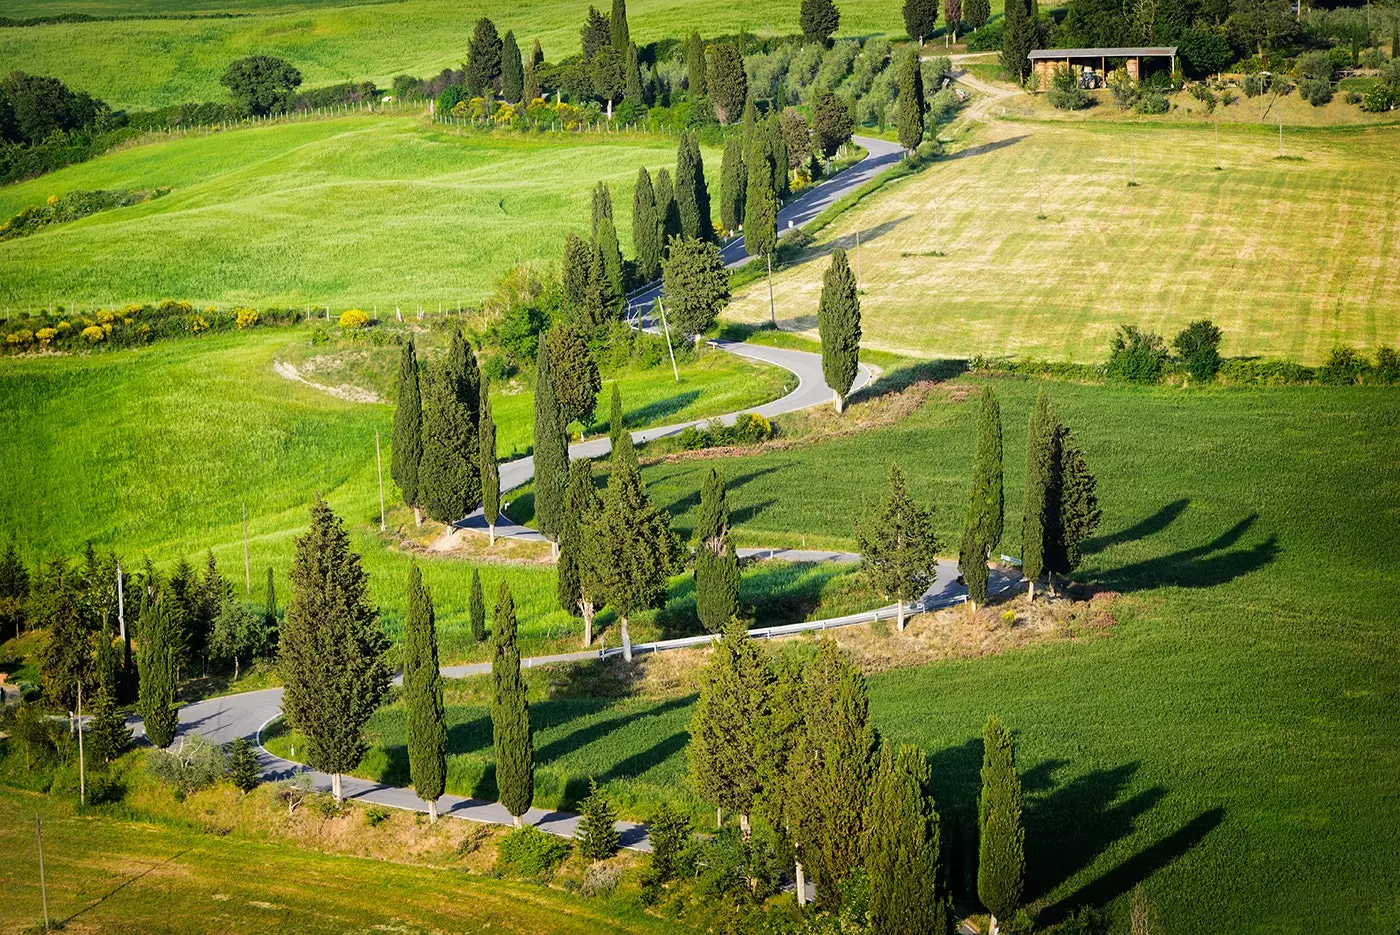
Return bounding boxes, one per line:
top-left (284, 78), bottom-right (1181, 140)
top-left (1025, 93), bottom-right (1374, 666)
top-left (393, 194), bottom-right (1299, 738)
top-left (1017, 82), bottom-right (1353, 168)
top-left (689, 626), bottom-right (1027, 927)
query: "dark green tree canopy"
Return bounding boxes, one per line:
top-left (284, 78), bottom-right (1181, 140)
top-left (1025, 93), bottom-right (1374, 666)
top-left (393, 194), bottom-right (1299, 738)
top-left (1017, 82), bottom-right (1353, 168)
top-left (801, 0), bottom-right (842, 46)
top-left (582, 6), bottom-right (612, 61)
top-left (904, 0), bottom-right (941, 43)
top-left (137, 592), bottom-right (179, 748)
top-left (221, 56), bottom-right (302, 116)
top-left (817, 246), bottom-right (862, 405)
top-left (979, 716), bottom-right (1026, 924)
top-left (686, 32), bottom-right (708, 96)
top-left (419, 331), bottom-right (482, 522)
top-left (706, 42), bottom-right (748, 123)
top-left (1001, 0), bottom-right (1036, 81)
top-left (632, 166), bottom-right (662, 282)
top-left (688, 618), bottom-right (771, 818)
top-left (491, 581), bottom-right (534, 819)
top-left (501, 31), bottom-right (524, 102)
top-left (897, 46), bottom-right (926, 154)
top-left (1020, 387), bottom-right (1056, 584)
top-left (959, 386), bottom-right (1004, 607)
top-left (674, 132), bottom-right (713, 243)
top-left (867, 742), bottom-right (951, 935)
top-left (744, 137), bottom-right (778, 261)
top-left (545, 322), bottom-right (601, 427)
top-left (480, 384), bottom-right (500, 529)
top-left (610, 0), bottom-right (630, 51)
top-left (965, 0), bottom-right (991, 28)
top-left (467, 18), bottom-right (504, 97)
top-left (586, 455), bottom-right (676, 639)
top-left (655, 167), bottom-right (682, 246)
top-left (532, 335), bottom-right (570, 543)
top-left (404, 564), bottom-right (447, 812)
top-left (718, 135), bottom-right (747, 235)
top-left (856, 464), bottom-right (939, 622)
top-left (662, 235), bottom-right (730, 336)
top-left (562, 232), bottom-right (592, 311)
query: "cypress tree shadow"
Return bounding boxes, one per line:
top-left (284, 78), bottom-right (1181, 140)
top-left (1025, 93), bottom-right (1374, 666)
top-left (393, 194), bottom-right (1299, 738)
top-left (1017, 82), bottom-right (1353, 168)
top-left (847, 358), bottom-right (969, 405)
top-left (1024, 761), bottom-right (1166, 902)
top-left (656, 463), bottom-right (789, 522)
top-left (445, 712), bottom-right (493, 757)
top-left (946, 134), bottom-right (1028, 161)
top-left (600, 729), bottom-right (690, 783)
top-left (531, 694), bottom-right (695, 766)
top-left (626, 390), bottom-right (702, 426)
top-left (1082, 498), bottom-right (1190, 555)
top-left (1088, 514), bottom-right (1280, 593)
top-left (60, 848), bottom-right (190, 926)
top-left (739, 559), bottom-right (858, 626)
top-left (927, 736), bottom-right (986, 900)
top-left (1048, 807), bottom-right (1225, 922)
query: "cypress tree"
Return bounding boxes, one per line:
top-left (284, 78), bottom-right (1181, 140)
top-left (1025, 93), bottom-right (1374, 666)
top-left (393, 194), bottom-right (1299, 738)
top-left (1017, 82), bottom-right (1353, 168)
top-left (591, 180), bottom-right (614, 239)
top-left (581, 241), bottom-right (620, 332)
top-left (686, 32), bottom-right (707, 97)
top-left (576, 779), bottom-right (621, 859)
top-left (766, 113), bottom-right (789, 197)
top-left (546, 321), bottom-right (602, 426)
top-left (88, 617), bottom-right (131, 763)
top-left (391, 339), bottom-right (424, 525)
top-left (959, 387), bottom-right (1004, 610)
top-left (501, 31), bottom-right (524, 102)
top-left (404, 564), bottom-right (447, 821)
top-left (655, 167), bottom-right (681, 248)
top-left (1045, 426), bottom-right (1100, 585)
top-left (0, 539), bottom-right (29, 640)
top-left (469, 568), bottom-right (486, 644)
top-left (706, 42), bottom-right (748, 123)
top-left (632, 166), bottom-right (662, 282)
top-left (586, 454), bottom-right (675, 662)
top-left (137, 593), bottom-right (178, 749)
top-left (897, 46), bottom-right (926, 156)
top-left (491, 581), bottom-right (534, 826)
top-left (965, 0), bottom-right (990, 29)
top-left (1001, 0), bottom-right (1034, 82)
top-left (596, 215), bottom-right (625, 298)
top-left (755, 651), bottom-right (808, 896)
top-left (741, 95), bottom-right (759, 148)
top-left (800, 0), bottom-right (841, 46)
top-left (610, 0), bottom-right (630, 51)
top-left (228, 737), bottom-right (261, 793)
top-left (582, 6), bottom-right (610, 61)
top-left (562, 231), bottom-right (592, 310)
top-left (693, 467), bottom-right (740, 633)
top-left (674, 133), bottom-right (710, 242)
top-left (855, 464), bottom-right (939, 631)
top-left (279, 497), bottom-right (392, 802)
top-left (263, 566), bottom-right (276, 635)
top-left (624, 43), bottom-right (644, 105)
top-left (467, 17), bottom-right (504, 98)
top-left (1021, 387), bottom-right (1055, 600)
top-left (419, 331), bottom-right (482, 523)
top-left (978, 716), bottom-right (1025, 934)
top-left (688, 618), bottom-right (771, 834)
top-left (522, 60), bottom-right (540, 103)
top-left (817, 247), bottom-right (861, 412)
top-left (719, 135), bottom-right (746, 235)
top-left (867, 743), bottom-right (951, 935)
top-left (533, 334), bottom-right (570, 552)
top-left (608, 382), bottom-right (627, 454)
top-left (903, 0), bottom-right (941, 44)
top-left (559, 460), bottom-right (605, 645)
top-left (37, 562), bottom-right (91, 710)
top-left (481, 383), bottom-right (501, 546)
top-left (661, 235), bottom-right (730, 337)
top-left (531, 37), bottom-right (544, 67)
top-left (792, 639), bottom-right (876, 908)
top-left (744, 139), bottom-right (778, 324)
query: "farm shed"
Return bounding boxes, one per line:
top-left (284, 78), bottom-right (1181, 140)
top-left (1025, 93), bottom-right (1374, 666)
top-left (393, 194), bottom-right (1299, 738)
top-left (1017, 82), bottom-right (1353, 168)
top-left (1029, 47), bottom-right (1178, 91)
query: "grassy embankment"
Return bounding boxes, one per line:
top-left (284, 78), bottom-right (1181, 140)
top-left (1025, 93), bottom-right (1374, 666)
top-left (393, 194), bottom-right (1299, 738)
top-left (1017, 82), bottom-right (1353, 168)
top-left (0, 327), bottom-right (835, 661)
top-left (0, 116), bottom-right (722, 312)
top-left (725, 119), bottom-right (1400, 365)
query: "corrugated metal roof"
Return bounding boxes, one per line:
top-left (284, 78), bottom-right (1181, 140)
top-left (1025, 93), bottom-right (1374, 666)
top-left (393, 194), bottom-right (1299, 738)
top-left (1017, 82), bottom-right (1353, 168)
top-left (1028, 47), bottom-right (1178, 59)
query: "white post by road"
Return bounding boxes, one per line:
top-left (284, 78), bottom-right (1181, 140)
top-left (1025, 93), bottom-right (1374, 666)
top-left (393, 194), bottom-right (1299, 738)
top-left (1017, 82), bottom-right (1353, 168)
top-left (657, 300), bottom-right (679, 383)
top-left (375, 431), bottom-right (387, 531)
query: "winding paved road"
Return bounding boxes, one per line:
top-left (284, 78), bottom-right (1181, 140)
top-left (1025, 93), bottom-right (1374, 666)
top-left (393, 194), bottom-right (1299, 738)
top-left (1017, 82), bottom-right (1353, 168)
top-left (163, 133), bottom-right (1022, 851)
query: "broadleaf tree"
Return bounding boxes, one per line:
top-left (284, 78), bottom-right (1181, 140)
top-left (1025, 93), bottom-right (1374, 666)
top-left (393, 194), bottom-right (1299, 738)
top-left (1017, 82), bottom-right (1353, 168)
top-left (855, 464), bottom-right (939, 631)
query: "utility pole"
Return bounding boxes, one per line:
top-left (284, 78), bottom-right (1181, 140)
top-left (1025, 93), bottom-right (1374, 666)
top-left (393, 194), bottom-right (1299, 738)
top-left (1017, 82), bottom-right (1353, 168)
top-left (1130, 131), bottom-right (1137, 185)
top-left (1278, 120), bottom-right (1283, 158)
top-left (241, 504), bottom-right (251, 594)
top-left (77, 681), bottom-right (85, 805)
top-left (934, 200), bottom-right (941, 255)
top-left (375, 431), bottom-right (386, 532)
top-left (657, 300), bottom-right (680, 382)
top-left (1215, 118), bottom-right (1220, 169)
top-left (36, 817), bottom-right (49, 932)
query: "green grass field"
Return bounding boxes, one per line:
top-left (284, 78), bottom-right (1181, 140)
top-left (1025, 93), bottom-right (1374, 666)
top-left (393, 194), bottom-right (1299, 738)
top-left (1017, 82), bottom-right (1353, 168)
top-left (0, 786), bottom-right (674, 935)
top-left (0, 115), bottom-right (720, 312)
top-left (0, 327), bottom-right (796, 659)
top-left (0, 0), bottom-right (932, 110)
top-left (726, 120), bottom-right (1400, 365)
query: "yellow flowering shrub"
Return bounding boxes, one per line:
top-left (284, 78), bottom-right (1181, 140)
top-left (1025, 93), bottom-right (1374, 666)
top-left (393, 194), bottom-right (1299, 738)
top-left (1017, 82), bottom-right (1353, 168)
top-left (96, 308), bottom-right (116, 324)
top-left (235, 307), bottom-right (260, 329)
top-left (338, 308), bottom-right (370, 330)
top-left (55, 321), bottom-right (71, 333)
top-left (5, 330), bottom-right (33, 345)
top-left (81, 325), bottom-right (106, 343)
top-left (46, 194), bottom-right (59, 205)
top-left (188, 316), bottom-right (209, 333)
top-left (36, 327), bottom-right (57, 345)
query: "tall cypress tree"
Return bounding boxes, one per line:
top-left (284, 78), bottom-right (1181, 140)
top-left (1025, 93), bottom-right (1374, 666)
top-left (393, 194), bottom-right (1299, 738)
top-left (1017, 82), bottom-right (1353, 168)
top-left (610, 0), bottom-right (630, 51)
top-left (965, 0), bottom-right (990, 29)
top-left (137, 593), bottom-right (178, 749)
top-left (866, 743), bottom-right (951, 935)
top-left (744, 137), bottom-right (778, 324)
top-left (596, 215), bottom-right (625, 298)
top-left (688, 618), bottom-right (770, 834)
top-left (755, 651), bottom-right (808, 897)
top-left (608, 382), bottom-right (627, 454)
top-left (562, 232), bottom-right (592, 310)
top-left (491, 581), bottom-right (534, 826)
top-left (481, 383), bottom-right (501, 546)
top-left (903, 0), bottom-right (941, 44)
top-left (391, 339), bottom-right (423, 524)
top-left (582, 241), bottom-right (620, 332)
top-left (654, 167), bottom-right (681, 248)
top-left (855, 464), bottom-right (939, 631)
top-left (693, 467), bottom-right (740, 633)
top-left (501, 31), bottom-right (524, 103)
top-left (800, 0), bottom-right (841, 46)
top-left (959, 387), bottom-right (1004, 610)
top-left (817, 247), bottom-right (861, 412)
top-left (719, 135), bottom-right (747, 235)
top-left (897, 46), bottom-right (926, 156)
top-left (1045, 426), bottom-right (1100, 586)
top-left (793, 639), bottom-right (876, 909)
top-left (469, 568), bottom-right (486, 644)
top-left (1001, 0), bottom-right (1035, 82)
top-left (632, 167), bottom-right (661, 282)
top-left (979, 716), bottom-right (1025, 935)
top-left (404, 564), bottom-right (447, 821)
top-left (559, 460), bottom-right (604, 645)
top-left (263, 566), bottom-right (277, 635)
top-left (1021, 386), bottom-right (1055, 600)
top-left (419, 331), bottom-right (482, 523)
top-left (587, 454), bottom-right (674, 661)
top-left (591, 180), bottom-right (614, 238)
top-left (686, 32), bottom-right (707, 96)
top-left (624, 43), bottom-right (644, 105)
top-left (532, 334), bottom-right (570, 553)
top-left (522, 59), bottom-right (540, 103)
top-left (37, 563), bottom-right (91, 710)
top-left (467, 17), bottom-right (504, 98)
top-left (279, 497), bottom-right (392, 802)
top-left (675, 133), bottom-right (703, 242)
top-left (88, 616), bottom-right (131, 763)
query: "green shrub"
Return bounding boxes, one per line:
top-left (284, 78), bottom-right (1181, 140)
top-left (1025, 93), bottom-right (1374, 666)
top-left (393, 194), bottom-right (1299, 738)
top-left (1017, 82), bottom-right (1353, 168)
top-left (364, 804), bottom-right (392, 827)
top-left (1135, 92), bottom-right (1169, 114)
top-left (147, 734), bottom-right (228, 798)
top-left (1172, 319), bottom-right (1223, 382)
top-left (1243, 73), bottom-right (1268, 97)
top-left (496, 826), bottom-right (571, 876)
top-left (1106, 325), bottom-right (1169, 384)
top-left (1318, 345), bottom-right (1368, 385)
top-left (1188, 83), bottom-right (1218, 112)
top-left (1298, 78), bottom-right (1334, 106)
top-left (1108, 68), bottom-right (1138, 109)
top-left (1217, 358), bottom-right (1315, 385)
top-left (1047, 68), bottom-right (1092, 111)
top-left (1374, 346), bottom-right (1400, 384)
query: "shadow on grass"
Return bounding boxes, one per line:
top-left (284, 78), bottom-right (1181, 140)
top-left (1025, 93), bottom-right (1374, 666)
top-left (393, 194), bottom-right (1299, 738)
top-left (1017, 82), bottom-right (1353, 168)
top-left (848, 358), bottom-right (969, 405)
top-left (60, 848), bottom-right (191, 926)
top-left (1088, 513), bottom-right (1280, 593)
top-left (656, 463), bottom-right (788, 524)
top-left (600, 730), bottom-right (690, 783)
top-left (532, 695), bottom-right (696, 767)
top-left (626, 389), bottom-right (702, 427)
top-left (946, 134), bottom-right (1029, 161)
top-left (1083, 498), bottom-right (1190, 555)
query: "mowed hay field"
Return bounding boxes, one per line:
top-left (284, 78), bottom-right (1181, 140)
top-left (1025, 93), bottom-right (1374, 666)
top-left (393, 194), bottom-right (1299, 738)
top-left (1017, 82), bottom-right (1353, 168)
top-left (0, 0), bottom-right (958, 110)
top-left (0, 328), bottom-right (800, 659)
top-left (726, 120), bottom-right (1400, 364)
top-left (0, 116), bottom-right (717, 311)
top-left (0, 787), bottom-right (675, 935)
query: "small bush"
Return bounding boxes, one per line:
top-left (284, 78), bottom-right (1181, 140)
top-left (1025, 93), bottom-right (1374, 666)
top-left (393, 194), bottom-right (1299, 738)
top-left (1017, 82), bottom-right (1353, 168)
top-left (1135, 92), bottom-right (1169, 114)
top-left (1172, 319), bottom-right (1223, 382)
top-left (235, 307), bottom-right (259, 329)
top-left (148, 734), bottom-right (228, 798)
top-left (364, 805), bottom-right (392, 827)
top-left (1106, 325), bottom-right (1169, 384)
top-left (80, 324), bottom-right (106, 343)
top-left (574, 780), bottom-right (620, 861)
top-left (338, 308), bottom-right (370, 330)
top-left (1047, 67), bottom-right (1092, 111)
top-left (580, 861), bottom-right (624, 896)
top-left (1374, 346), bottom-right (1400, 384)
top-left (1108, 68), bottom-right (1138, 109)
top-left (1189, 84), bottom-right (1218, 112)
top-left (1243, 73), bottom-right (1267, 97)
top-left (1298, 78), bottom-right (1334, 106)
top-left (1220, 90), bottom-right (1238, 106)
top-left (1318, 345), bottom-right (1367, 385)
top-left (496, 826), bottom-right (571, 877)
